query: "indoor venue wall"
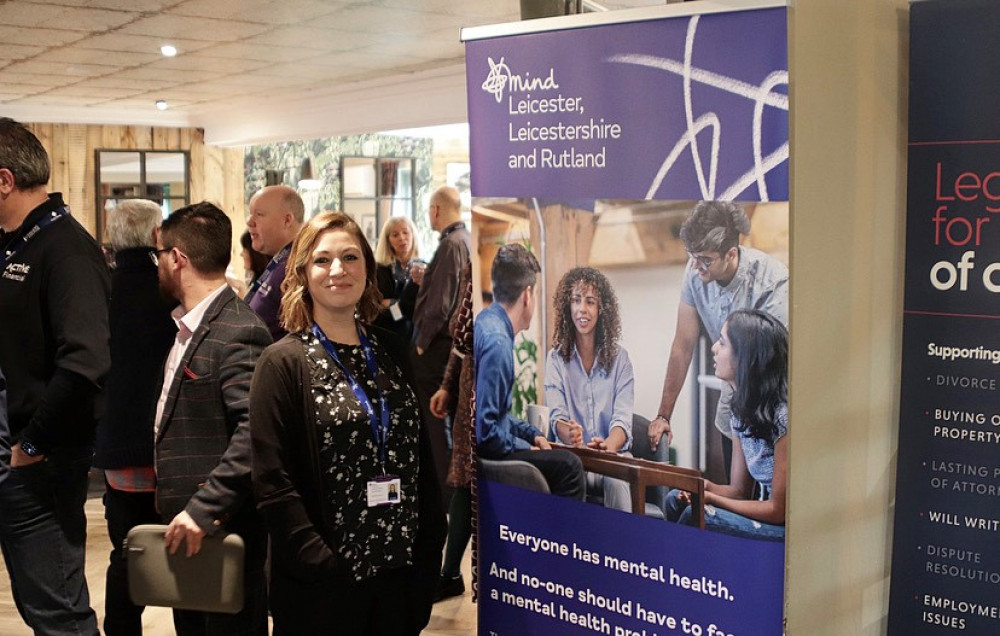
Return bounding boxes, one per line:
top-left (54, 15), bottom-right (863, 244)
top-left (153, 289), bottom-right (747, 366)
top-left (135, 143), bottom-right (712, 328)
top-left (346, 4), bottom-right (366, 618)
top-left (24, 123), bottom-right (244, 252)
top-left (786, 0), bottom-right (907, 633)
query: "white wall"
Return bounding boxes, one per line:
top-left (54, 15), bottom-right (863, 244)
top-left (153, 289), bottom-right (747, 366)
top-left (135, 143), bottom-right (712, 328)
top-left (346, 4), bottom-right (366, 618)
top-left (604, 263), bottom-right (695, 468)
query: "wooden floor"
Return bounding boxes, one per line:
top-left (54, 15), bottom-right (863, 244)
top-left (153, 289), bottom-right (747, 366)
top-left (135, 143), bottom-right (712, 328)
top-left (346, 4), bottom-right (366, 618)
top-left (0, 489), bottom-right (477, 635)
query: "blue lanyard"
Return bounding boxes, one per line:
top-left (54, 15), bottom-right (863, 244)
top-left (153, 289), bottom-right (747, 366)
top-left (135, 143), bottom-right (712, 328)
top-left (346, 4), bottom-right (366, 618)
top-left (244, 245), bottom-right (290, 303)
top-left (312, 322), bottom-right (392, 469)
top-left (2, 206), bottom-right (69, 267)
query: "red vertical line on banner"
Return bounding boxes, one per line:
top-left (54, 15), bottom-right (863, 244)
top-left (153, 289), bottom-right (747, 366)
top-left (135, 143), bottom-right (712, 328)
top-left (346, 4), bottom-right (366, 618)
top-left (469, 391), bottom-right (479, 602)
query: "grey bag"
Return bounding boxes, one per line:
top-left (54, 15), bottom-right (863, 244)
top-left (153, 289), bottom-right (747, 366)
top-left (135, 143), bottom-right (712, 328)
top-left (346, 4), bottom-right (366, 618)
top-left (125, 523), bottom-right (245, 614)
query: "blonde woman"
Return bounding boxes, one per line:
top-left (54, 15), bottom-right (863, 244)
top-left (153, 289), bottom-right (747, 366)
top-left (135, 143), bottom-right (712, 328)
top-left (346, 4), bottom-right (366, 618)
top-left (373, 215), bottom-right (424, 341)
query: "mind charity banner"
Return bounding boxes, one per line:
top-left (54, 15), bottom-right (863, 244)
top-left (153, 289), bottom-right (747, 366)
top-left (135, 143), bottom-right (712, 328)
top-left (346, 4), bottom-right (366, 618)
top-left (463, 4), bottom-right (789, 636)
top-left (888, 1), bottom-right (1000, 634)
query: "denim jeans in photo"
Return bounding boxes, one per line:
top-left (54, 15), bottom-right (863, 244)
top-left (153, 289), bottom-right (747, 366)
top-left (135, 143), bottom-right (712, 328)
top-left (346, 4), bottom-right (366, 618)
top-left (664, 488), bottom-right (785, 542)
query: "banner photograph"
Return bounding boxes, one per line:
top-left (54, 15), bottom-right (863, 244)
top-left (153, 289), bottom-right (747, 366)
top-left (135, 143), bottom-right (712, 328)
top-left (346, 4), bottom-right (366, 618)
top-left (463, 6), bottom-right (789, 635)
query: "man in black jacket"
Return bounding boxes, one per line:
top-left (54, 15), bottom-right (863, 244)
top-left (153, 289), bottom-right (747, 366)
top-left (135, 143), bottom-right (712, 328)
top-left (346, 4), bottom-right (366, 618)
top-left (95, 198), bottom-right (176, 636)
top-left (0, 117), bottom-right (108, 634)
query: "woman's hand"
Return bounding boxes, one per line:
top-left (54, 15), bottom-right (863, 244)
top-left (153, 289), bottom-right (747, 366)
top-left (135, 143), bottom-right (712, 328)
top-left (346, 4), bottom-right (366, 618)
top-left (532, 436), bottom-right (552, 450)
top-left (554, 419), bottom-right (584, 446)
top-left (409, 262), bottom-right (426, 285)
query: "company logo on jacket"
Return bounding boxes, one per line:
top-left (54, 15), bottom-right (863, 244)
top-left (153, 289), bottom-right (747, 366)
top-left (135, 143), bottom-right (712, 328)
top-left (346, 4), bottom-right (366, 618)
top-left (2, 262), bottom-right (30, 282)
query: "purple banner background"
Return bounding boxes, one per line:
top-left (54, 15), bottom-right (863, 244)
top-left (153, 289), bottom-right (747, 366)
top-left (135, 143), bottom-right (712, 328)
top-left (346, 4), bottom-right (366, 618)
top-left (465, 8), bottom-right (788, 202)
top-left (478, 479), bottom-right (785, 636)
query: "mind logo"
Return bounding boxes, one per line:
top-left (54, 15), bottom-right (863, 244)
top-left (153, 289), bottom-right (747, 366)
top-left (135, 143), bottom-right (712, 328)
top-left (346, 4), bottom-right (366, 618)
top-left (482, 57), bottom-right (510, 104)
top-left (482, 57), bottom-right (559, 104)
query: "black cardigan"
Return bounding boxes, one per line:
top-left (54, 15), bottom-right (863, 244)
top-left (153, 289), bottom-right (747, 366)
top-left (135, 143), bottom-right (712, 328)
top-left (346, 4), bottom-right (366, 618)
top-left (249, 325), bottom-right (446, 583)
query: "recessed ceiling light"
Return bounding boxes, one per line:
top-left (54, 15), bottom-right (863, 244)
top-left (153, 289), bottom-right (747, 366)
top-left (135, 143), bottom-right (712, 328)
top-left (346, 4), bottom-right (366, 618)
top-left (160, 44), bottom-right (178, 57)
top-left (155, 100), bottom-right (169, 111)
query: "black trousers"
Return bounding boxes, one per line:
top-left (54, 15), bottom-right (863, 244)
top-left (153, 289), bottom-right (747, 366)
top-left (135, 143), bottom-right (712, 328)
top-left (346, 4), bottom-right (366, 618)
top-left (411, 337), bottom-right (453, 507)
top-left (103, 482), bottom-right (160, 636)
top-left (270, 563), bottom-right (437, 636)
top-left (171, 523), bottom-right (268, 636)
top-left (507, 449), bottom-right (586, 500)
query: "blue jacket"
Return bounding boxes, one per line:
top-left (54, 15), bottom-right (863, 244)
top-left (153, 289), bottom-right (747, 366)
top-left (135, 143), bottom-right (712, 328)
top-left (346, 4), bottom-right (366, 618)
top-left (474, 303), bottom-right (542, 458)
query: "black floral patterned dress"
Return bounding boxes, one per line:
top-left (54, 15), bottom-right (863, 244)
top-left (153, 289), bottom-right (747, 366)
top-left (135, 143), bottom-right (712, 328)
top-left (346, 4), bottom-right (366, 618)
top-left (301, 330), bottom-right (422, 581)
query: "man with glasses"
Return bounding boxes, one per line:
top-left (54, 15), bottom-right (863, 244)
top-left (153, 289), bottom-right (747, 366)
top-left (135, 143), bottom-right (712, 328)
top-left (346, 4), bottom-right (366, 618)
top-left (648, 201), bottom-right (788, 453)
top-left (152, 202), bottom-right (271, 635)
top-left (0, 117), bottom-right (109, 634)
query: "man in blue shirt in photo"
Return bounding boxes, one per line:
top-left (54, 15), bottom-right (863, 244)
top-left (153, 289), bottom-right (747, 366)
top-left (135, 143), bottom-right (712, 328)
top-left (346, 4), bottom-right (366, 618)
top-left (474, 243), bottom-right (584, 499)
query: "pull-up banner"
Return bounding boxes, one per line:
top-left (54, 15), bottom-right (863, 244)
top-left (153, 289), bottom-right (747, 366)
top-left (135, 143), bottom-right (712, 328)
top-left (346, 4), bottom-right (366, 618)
top-left (889, 1), bottom-right (1000, 633)
top-left (465, 4), bottom-right (789, 636)
top-left (464, 7), bottom-right (788, 202)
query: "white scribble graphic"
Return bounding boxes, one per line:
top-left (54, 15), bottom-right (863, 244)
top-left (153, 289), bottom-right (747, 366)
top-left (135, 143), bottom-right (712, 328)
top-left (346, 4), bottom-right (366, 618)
top-left (608, 15), bottom-right (789, 201)
top-left (482, 57), bottom-right (510, 104)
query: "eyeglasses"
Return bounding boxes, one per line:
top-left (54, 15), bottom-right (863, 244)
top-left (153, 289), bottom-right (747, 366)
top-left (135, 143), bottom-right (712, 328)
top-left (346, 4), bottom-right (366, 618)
top-left (687, 251), bottom-right (721, 269)
top-left (149, 247), bottom-right (188, 266)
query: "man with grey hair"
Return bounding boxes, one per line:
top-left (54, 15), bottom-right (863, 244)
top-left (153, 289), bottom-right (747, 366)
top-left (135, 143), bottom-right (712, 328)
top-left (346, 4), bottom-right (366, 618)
top-left (0, 117), bottom-right (109, 634)
top-left (245, 184), bottom-right (305, 340)
top-left (95, 199), bottom-right (177, 636)
top-left (648, 201), bottom-right (788, 457)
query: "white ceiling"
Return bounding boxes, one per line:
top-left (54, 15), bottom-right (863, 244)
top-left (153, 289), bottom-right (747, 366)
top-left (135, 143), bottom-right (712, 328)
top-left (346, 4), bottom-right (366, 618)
top-left (1, 0), bottom-right (664, 145)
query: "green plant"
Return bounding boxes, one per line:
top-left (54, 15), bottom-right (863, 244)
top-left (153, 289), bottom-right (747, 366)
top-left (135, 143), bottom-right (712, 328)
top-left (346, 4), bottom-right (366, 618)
top-left (512, 334), bottom-right (538, 420)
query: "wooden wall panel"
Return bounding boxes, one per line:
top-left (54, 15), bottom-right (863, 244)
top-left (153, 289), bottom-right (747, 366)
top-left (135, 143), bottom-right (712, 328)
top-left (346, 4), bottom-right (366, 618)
top-left (24, 123), bottom-right (245, 256)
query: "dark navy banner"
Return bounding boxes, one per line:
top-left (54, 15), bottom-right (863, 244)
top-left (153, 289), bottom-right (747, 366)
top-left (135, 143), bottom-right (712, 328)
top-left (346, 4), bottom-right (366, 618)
top-left (889, 1), bottom-right (1000, 633)
top-left (478, 479), bottom-right (784, 636)
top-left (464, 8), bottom-right (788, 202)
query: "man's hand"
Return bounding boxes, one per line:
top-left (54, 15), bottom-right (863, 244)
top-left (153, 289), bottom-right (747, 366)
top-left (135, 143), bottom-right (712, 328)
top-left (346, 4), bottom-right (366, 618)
top-left (164, 511), bottom-right (206, 557)
top-left (532, 436), bottom-right (552, 451)
top-left (429, 388), bottom-right (450, 419)
top-left (416, 346), bottom-right (424, 356)
top-left (648, 416), bottom-right (673, 451)
top-left (11, 444), bottom-right (45, 467)
top-left (554, 420), bottom-right (584, 446)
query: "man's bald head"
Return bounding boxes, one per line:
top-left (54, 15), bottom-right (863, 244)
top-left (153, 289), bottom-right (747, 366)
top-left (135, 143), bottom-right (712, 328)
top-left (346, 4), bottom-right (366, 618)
top-left (247, 185), bottom-right (305, 256)
top-left (428, 186), bottom-right (462, 233)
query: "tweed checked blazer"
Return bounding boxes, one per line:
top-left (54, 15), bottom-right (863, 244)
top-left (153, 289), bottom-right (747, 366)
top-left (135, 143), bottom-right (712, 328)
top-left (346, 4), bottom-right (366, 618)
top-left (155, 286), bottom-right (272, 535)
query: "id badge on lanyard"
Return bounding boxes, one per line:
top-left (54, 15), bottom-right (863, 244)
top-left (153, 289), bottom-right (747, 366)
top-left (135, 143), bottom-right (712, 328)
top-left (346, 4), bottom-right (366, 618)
top-left (312, 322), bottom-right (403, 507)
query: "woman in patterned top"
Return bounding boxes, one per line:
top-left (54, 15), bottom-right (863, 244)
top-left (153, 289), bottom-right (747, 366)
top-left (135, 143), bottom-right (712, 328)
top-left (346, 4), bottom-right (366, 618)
top-left (250, 212), bottom-right (446, 634)
top-left (665, 309), bottom-right (788, 541)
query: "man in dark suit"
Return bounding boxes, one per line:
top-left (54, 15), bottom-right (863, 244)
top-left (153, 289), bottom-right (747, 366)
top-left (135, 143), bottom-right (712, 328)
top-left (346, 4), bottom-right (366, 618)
top-left (152, 202), bottom-right (271, 635)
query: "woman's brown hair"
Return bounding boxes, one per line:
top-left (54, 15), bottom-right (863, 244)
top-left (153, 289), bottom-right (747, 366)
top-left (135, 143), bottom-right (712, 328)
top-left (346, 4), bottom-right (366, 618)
top-left (280, 211), bottom-right (382, 333)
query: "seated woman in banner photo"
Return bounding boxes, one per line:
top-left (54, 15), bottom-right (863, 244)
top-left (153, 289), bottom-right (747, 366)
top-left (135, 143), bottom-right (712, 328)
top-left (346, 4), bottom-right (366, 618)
top-left (545, 267), bottom-right (635, 512)
top-left (249, 211), bottom-right (446, 635)
top-left (373, 215), bottom-right (424, 343)
top-left (665, 308), bottom-right (788, 541)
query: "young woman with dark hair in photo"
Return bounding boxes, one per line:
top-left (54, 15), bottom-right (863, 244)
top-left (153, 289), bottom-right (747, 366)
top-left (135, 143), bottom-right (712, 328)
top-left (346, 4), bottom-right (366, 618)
top-left (666, 308), bottom-right (788, 541)
top-left (249, 211), bottom-right (445, 634)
